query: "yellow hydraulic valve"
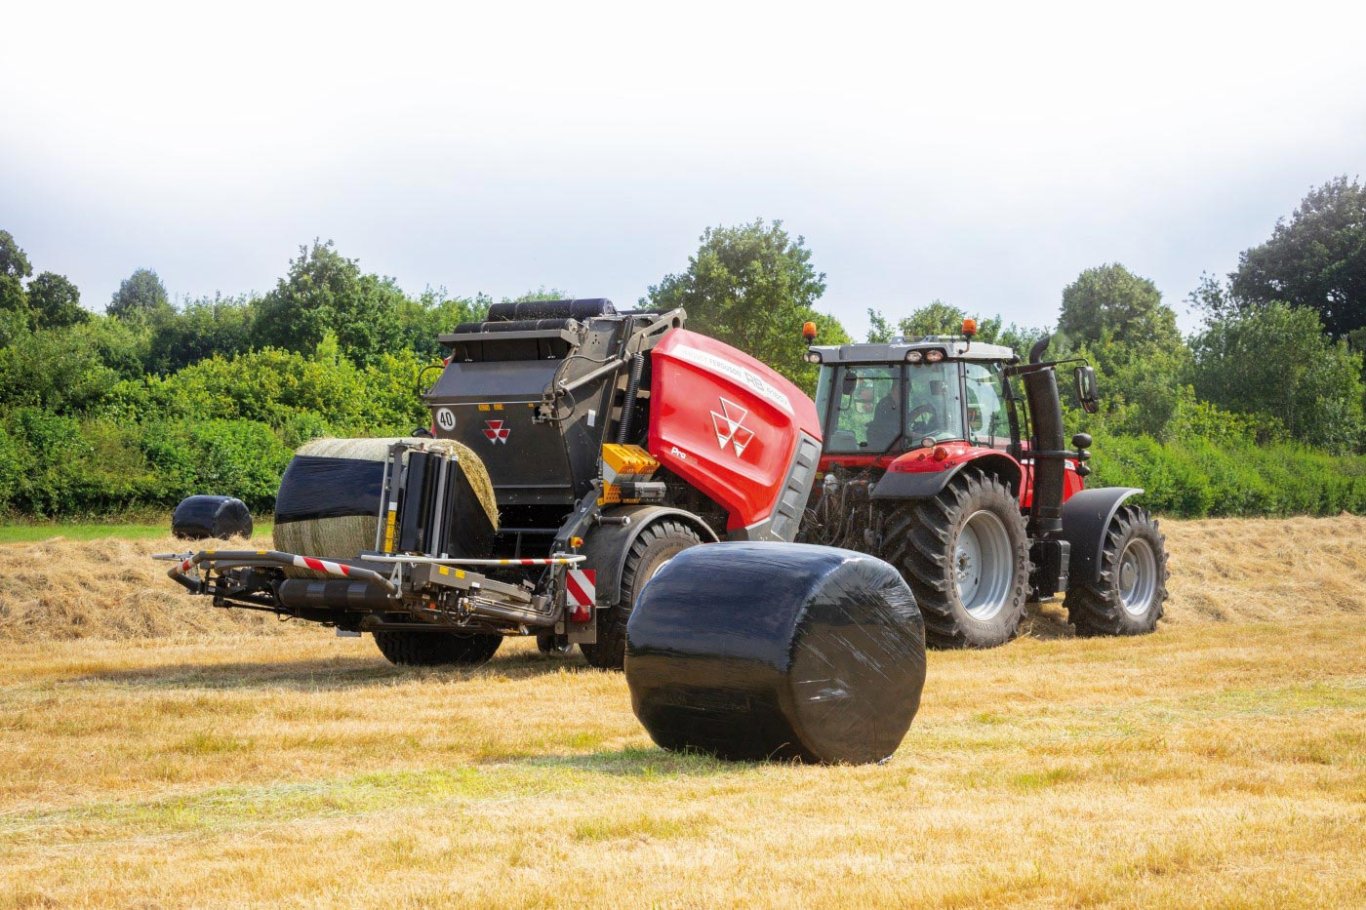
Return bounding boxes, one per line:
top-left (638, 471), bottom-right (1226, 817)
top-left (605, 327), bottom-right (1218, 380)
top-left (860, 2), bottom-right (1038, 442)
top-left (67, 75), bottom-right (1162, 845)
top-left (599, 444), bottom-right (661, 505)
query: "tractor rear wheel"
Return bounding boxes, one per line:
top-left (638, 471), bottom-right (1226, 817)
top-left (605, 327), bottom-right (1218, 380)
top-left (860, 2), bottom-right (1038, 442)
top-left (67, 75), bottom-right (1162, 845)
top-left (373, 630), bottom-right (503, 667)
top-left (581, 520), bottom-right (702, 670)
top-left (1065, 505), bottom-right (1168, 636)
top-left (883, 469), bottom-right (1030, 648)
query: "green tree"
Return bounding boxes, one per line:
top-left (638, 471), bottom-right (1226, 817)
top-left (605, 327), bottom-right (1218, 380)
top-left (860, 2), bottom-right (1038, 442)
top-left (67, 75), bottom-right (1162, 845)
top-left (866, 308), bottom-right (895, 343)
top-left (0, 230), bottom-right (32, 280)
top-left (1192, 302), bottom-right (1364, 451)
top-left (898, 300), bottom-right (970, 338)
top-left (646, 219), bottom-right (843, 389)
top-left (1230, 176), bottom-right (1366, 339)
top-left (26, 272), bottom-right (88, 329)
top-left (253, 240), bottom-right (405, 365)
top-left (145, 294), bottom-right (255, 374)
top-left (885, 301), bottom-right (1045, 356)
top-left (0, 325), bottom-right (123, 413)
top-left (1058, 264), bottom-right (1182, 351)
top-left (0, 231), bottom-right (33, 347)
top-left (108, 268), bottom-right (171, 321)
top-left (396, 288), bottom-right (491, 358)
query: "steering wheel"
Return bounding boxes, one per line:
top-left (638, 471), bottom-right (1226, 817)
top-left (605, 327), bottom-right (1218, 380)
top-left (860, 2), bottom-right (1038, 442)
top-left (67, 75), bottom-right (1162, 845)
top-left (907, 403), bottom-right (938, 435)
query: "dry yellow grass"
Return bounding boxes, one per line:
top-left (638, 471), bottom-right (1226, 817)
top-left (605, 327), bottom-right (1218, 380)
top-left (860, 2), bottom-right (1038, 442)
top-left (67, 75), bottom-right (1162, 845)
top-left (0, 516), bottom-right (1363, 908)
top-left (0, 533), bottom-right (301, 642)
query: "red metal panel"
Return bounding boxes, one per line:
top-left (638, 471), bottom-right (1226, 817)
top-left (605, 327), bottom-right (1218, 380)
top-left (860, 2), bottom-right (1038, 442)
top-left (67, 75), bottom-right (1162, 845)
top-left (648, 330), bottom-right (820, 531)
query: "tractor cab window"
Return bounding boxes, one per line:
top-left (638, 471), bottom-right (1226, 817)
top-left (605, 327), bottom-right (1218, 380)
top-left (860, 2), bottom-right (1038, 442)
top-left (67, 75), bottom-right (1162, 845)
top-left (825, 365), bottom-right (899, 452)
top-left (820, 361), bottom-right (967, 453)
top-left (905, 362), bottom-right (965, 445)
top-left (963, 361), bottom-right (1009, 447)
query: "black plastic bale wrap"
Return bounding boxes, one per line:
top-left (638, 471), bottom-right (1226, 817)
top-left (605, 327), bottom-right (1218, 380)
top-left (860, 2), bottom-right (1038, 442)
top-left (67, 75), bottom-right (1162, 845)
top-left (171, 495), bottom-right (254, 540)
top-left (624, 542), bottom-right (927, 765)
top-left (272, 442), bottom-right (497, 562)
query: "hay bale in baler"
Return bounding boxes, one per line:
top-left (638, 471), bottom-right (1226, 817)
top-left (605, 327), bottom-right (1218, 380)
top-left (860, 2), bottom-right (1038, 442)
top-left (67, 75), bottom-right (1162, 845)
top-left (272, 437), bottom-right (498, 566)
top-left (624, 542), bottom-right (926, 765)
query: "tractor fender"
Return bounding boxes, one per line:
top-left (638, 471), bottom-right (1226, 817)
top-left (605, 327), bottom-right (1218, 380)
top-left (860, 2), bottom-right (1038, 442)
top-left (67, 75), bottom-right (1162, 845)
top-left (870, 453), bottom-right (1023, 501)
top-left (580, 505), bottom-right (720, 608)
top-left (1058, 487), bottom-right (1144, 586)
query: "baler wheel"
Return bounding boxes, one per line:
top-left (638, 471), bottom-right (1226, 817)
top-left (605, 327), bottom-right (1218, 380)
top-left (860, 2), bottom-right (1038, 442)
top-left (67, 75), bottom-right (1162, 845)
top-left (373, 630), bottom-right (503, 667)
top-left (883, 469), bottom-right (1030, 648)
top-left (581, 520), bottom-right (702, 670)
top-left (1065, 505), bottom-right (1168, 636)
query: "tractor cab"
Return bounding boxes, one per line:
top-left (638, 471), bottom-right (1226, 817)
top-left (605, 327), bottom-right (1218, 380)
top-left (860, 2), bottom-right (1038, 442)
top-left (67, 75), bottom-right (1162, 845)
top-left (807, 332), bottom-right (1020, 470)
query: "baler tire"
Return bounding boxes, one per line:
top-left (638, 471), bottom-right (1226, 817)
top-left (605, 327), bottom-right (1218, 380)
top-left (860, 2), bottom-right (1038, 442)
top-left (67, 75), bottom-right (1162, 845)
top-left (581, 520), bottom-right (702, 671)
top-left (882, 469), bottom-right (1030, 649)
top-left (1065, 505), bottom-right (1168, 637)
top-left (373, 630), bottom-right (503, 667)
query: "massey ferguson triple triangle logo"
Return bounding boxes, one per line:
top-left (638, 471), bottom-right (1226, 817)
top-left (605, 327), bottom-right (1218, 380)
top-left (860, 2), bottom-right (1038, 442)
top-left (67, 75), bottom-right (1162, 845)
top-left (711, 397), bottom-right (755, 457)
top-left (483, 419), bottom-right (510, 444)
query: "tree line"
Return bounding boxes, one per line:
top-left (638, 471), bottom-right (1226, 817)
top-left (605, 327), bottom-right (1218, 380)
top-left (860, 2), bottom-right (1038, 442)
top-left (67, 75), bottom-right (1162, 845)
top-left (0, 177), bottom-right (1363, 518)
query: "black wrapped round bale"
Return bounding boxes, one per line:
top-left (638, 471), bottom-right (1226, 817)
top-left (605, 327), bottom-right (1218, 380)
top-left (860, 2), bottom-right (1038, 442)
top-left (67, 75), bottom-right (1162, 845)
top-left (625, 542), bottom-right (926, 765)
top-left (171, 495), bottom-right (254, 540)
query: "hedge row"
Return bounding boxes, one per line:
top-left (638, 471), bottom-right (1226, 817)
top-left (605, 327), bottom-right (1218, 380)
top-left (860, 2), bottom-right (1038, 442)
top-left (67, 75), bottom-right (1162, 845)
top-left (4, 408), bottom-right (1364, 520)
top-left (1088, 434), bottom-right (1366, 517)
top-left (0, 409), bottom-right (294, 517)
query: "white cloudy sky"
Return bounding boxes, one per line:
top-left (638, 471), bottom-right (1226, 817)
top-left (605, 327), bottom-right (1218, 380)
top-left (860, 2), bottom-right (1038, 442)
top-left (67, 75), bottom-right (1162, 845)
top-left (3, 0), bottom-right (1365, 337)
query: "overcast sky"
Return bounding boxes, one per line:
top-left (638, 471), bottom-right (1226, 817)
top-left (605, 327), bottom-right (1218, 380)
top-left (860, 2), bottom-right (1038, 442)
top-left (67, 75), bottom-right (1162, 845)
top-left (3, 1), bottom-right (1365, 338)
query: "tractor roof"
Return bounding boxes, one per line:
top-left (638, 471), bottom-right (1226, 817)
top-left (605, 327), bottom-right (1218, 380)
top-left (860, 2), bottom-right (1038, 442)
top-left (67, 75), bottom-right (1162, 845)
top-left (809, 337), bottom-right (1019, 365)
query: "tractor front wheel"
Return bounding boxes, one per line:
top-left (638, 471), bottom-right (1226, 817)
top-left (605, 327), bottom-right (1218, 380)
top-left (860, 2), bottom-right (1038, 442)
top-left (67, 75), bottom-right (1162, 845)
top-left (1065, 505), bottom-right (1168, 636)
top-left (373, 630), bottom-right (503, 667)
top-left (883, 469), bottom-right (1030, 648)
top-left (581, 520), bottom-right (702, 670)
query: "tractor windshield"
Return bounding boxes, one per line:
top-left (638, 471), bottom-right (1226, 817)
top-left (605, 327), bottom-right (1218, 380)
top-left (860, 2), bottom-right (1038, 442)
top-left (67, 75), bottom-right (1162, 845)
top-left (817, 362), bottom-right (966, 453)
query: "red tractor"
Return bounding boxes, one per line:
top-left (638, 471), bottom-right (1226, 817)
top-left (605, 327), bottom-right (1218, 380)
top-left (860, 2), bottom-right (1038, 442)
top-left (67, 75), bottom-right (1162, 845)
top-left (797, 320), bottom-right (1168, 647)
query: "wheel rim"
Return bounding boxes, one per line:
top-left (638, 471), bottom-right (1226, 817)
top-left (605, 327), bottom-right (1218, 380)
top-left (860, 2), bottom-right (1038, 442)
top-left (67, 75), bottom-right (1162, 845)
top-left (955, 510), bottom-right (1013, 621)
top-left (1118, 538), bottom-right (1158, 617)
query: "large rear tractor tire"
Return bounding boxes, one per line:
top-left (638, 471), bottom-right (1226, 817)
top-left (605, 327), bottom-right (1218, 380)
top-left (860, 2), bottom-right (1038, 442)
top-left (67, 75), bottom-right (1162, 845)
top-left (883, 469), bottom-right (1030, 648)
top-left (373, 630), bottom-right (503, 667)
top-left (1065, 505), bottom-right (1168, 636)
top-left (581, 520), bottom-right (702, 670)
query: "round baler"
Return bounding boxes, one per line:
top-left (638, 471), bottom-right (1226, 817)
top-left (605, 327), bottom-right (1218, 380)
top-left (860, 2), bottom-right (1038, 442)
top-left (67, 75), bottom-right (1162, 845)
top-left (161, 300), bottom-right (870, 674)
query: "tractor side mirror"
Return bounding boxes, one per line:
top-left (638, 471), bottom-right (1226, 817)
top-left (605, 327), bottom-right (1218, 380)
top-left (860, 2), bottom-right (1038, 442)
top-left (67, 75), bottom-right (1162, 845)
top-left (841, 372), bottom-right (858, 396)
top-left (1074, 366), bottom-right (1100, 414)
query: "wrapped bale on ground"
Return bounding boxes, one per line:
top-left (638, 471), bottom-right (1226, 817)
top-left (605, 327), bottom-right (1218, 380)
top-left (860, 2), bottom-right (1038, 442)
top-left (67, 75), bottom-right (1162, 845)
top-left (625, 542), bottom-right (926, 765)
top-left (272, 437), bottom-right (498, 564)
top-left (172, 495), bottom-right (253, 540)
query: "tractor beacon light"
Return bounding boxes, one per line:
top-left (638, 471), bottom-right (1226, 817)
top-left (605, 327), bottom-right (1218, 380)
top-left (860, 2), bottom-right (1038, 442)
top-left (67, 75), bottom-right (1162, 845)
top-left (961, 318), bottom-right (977, 337)
top-left (802, 321), bottom-right (818, 342)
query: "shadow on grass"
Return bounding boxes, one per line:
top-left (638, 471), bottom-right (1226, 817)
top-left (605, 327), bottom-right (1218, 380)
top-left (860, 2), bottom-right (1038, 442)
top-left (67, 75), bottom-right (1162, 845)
top-left (1020, 602), bottom-right (1076, 641)
top-left (70, 648), bottom-right (594, 691)
top-left (515, 744), bottom-right (747, 778)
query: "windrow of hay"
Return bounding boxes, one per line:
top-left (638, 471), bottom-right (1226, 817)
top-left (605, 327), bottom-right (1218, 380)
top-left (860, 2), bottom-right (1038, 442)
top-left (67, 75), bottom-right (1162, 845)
top-left (1161, 512), bottom-right (1366, 623)
top-left (1, 515), bottom-right (1362, 642)
top-left (271, 436), bottom-right (498, 567)
top-left (0, 534), bottom-right (306, 642)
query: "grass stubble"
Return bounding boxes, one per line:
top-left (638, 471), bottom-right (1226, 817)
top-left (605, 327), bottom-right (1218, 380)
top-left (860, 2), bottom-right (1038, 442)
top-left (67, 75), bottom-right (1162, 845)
top-left (0, 516), bottom-right (1362, 908)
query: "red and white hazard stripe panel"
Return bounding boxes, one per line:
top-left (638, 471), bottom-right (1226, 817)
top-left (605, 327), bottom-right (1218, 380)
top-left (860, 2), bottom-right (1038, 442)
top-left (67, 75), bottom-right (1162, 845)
top-left (565, 569), bottom-right (597, 608)
top-left (295, 555), bottom-right (354, 577)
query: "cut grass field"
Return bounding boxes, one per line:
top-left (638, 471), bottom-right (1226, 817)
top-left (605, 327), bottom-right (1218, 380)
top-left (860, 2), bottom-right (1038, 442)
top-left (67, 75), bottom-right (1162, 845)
top-left (0, 516), bottom-right (1363, 908)
top-left (0, 519), bottom-right (274, 545)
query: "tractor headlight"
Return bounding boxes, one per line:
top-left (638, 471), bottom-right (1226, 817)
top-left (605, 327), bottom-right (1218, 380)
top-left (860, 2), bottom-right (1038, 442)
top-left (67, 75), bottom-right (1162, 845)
top-left (905, 350), bottom-right (924, 363)
top-left (805, 351), bottom-right (822, 364)
top-left (925, 349), bottom-right (945, 363)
